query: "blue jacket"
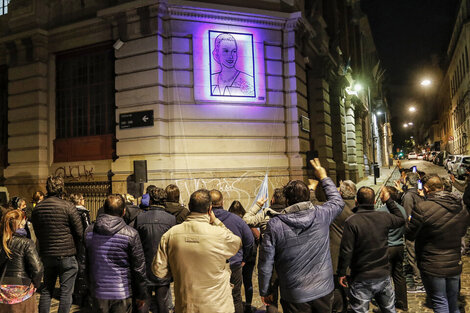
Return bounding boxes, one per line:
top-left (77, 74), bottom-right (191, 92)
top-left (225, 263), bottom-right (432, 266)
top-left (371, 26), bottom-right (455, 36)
top-left (258, 177), bottom-right (344, 303)
top-left (376, 202), bottom-right (407, 246)
top-left (213, 208), bottom-right (254, 267)
top-left (134, 205), bottom-right (176, 286)
top-left (85, 214), bottom-right (147, 300)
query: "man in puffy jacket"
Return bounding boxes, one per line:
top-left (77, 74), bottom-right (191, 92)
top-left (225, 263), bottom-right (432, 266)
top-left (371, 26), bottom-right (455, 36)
top-left (32, 176), bottom-right (83, 313)
top-left (258, 158), bottom-right (345, 313)
top-left (134, 187), bottom-right (176, 312)
top-left (153, 189), bottom-right (242, 312)
top-left (338, 187), bottom-right (405, 313)
top-left (210, 189), bottom-right (254, 313)
top-left (85, 194), bottom-right (147, 312)
top-left (407, 175), bottom-right (470, 313)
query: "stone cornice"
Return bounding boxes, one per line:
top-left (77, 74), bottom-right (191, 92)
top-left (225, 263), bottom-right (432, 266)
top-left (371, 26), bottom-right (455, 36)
top-left (0, 28), bottom-right (47, 44)
top-left (167, 3), bottom-right (299, 30)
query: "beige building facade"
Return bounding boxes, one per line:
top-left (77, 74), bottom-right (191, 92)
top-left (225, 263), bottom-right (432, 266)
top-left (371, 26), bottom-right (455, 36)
top-left (0, 0), bottom-right (386, 214)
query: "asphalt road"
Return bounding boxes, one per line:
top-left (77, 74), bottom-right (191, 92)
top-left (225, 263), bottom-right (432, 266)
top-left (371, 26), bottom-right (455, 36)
top-left (399, 159), bottom-right (449, 177)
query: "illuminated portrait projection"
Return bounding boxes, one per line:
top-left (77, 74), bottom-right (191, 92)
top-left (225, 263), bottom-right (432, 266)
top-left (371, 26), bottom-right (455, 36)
top-left (209, 31), bottom-right (255, 97)
top-left (193, 28), bottom-right (265, 104)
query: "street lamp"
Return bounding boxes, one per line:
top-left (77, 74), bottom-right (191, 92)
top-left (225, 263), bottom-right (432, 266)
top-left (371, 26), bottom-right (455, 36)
top-left (408, 122), bottom-right (414, 126)
top-left (420, 79), bottom-right (432, 87)
top-left (409, 106), bottom-right (416, 112)
top-left (354, 83), bottom-right (363, 92)
top-left (403, 123), bottom-right (408, 128)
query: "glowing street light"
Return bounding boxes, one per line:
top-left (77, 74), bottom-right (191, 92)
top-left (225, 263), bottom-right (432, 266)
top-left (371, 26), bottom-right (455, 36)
top-left (354, 83), bottom-right (363, 92)
top-left (403, 123), bottom-right (409, 128)
top-left (409, 106), bottom-right (416, 112)
top-left (420, 79), bottom-right (432, 87)
top-left (377, 111), bottom-right (383, 115)
top-left (408, 122), bottom-right (414, 126)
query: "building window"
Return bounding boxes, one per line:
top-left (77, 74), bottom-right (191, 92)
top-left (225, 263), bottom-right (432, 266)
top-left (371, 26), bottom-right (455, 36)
top-left (0, 0), bottom-right (9, 15)
top-left (0, 65), bottom-right (7, 168)
top-left (54, 44), bottom-right (115, 162)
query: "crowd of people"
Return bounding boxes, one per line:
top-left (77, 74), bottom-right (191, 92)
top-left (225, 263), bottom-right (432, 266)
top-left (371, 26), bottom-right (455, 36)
top-left (0, 158), bottom-right (468, 313)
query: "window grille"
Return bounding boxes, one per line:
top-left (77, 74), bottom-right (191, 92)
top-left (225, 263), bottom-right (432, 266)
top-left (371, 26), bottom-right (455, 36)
top-left (0, 0), bottom-right (10, 15)
top-left (56, 44), bottom-right (114, 139)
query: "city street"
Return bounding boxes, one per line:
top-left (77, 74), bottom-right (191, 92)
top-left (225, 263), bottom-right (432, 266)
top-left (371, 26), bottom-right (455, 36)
top-left (399, 159), bottom-right (448, 177)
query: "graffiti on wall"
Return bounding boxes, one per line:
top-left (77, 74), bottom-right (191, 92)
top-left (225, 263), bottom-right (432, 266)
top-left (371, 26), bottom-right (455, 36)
top-left (173, 172), bottom-right (288, 210)
top-left (54, 165), bottom-right (94, 181)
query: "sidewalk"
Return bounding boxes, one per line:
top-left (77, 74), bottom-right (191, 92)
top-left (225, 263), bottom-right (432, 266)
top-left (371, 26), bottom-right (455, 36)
top-left (356, 164), bottom-right (397, 194)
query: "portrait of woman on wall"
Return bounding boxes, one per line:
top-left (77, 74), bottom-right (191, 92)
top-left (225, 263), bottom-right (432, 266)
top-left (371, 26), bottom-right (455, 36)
top-left (210, 32), bottom-right (255, 97)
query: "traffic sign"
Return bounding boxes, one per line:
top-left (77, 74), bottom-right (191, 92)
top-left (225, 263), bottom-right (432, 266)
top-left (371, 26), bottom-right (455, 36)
top-left (119, 110), bottom-right (154, 129)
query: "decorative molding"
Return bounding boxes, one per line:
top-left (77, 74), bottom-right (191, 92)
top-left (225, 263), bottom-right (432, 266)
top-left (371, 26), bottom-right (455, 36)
top-left (168, 5), bottom-right (298, 30)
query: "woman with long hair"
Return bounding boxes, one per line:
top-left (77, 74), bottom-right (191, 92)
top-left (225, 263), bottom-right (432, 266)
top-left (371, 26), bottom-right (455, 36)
top-left (0, 209), bottom-right (42, 313)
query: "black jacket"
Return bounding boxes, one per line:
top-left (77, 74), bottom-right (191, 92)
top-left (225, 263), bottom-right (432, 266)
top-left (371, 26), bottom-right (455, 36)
top-left (406, 191), bottom-right (470, 277)
top-left (402, 188), bottom-right (424, 217)
top-left (0, 231), bottom-right (43, 287)
top-left (337, 200), bottom-right (405, 281)
top-left (32, 196), bottom-right (84, 257)
top-left (464, 183), bottom-right (470, 209)
top-left (164, 201), bottom-right (190, 224)
top-left (134, 205), bottom-right (176, 286)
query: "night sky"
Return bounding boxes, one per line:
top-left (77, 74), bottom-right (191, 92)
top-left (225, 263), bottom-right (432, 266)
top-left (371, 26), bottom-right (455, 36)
top-left (361, 0), bottom-right (459, 146)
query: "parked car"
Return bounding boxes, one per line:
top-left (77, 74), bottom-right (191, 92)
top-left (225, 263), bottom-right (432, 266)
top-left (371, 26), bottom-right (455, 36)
top-left (451, 155), bottom-right (470, 179)
top-left (408, 152), bottom-right (418, 160)
top-left (444, 155), bottom-right (455, 170)
top-left (417, 153), bottom-right (424, 160)
top-left (448, 155), bottom-right (461, 173)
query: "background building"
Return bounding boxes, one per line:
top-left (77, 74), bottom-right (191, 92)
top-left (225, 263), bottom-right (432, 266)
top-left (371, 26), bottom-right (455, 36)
top-left (433, 0), bottom-right (470, 155)
top-left (0, 0), bottom-right (390, 215)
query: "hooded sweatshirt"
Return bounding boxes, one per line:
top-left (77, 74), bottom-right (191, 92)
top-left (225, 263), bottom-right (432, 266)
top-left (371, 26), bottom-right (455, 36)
top-left (85, 214), bottom-right (147, 300)
top-left (406, 190), bottom-right (470, 277)
top-left (258, 177), bottom-right (345, 303)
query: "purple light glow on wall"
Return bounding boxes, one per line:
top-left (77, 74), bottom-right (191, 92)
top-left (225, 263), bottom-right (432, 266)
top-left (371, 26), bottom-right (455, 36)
top-left (193, 24), bottom-right (266, 104)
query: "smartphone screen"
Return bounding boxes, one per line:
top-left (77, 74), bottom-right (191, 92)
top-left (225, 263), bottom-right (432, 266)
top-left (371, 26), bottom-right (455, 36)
top-left (418, 180), bottom-right (423, 190)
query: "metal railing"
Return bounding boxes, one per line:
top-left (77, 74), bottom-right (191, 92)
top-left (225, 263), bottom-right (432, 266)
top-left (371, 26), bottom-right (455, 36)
top-left (65, 181), bottom-right (111, 221)
top-left (374, 165), bottom-right (401, 208)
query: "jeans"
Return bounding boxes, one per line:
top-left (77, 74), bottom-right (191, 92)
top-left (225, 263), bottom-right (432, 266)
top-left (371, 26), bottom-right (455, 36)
top-left (280, 291), bottom-right (333, 313)
top-left (405, 239), bottom-right (421, 286)
top-left (349, 276), bottom-right (396, 313)
top-left (94, 297), bottom-right (133, 313)
top-left (230, 264), bottom-right (243, 313)
top-left (421, 273), bottom-right (460, 313)
top-left (39, 255), bottom-right (78, 313)
top-left (388, 245), bottom-right (407, 310)
top-left (242, 260), bottom-right (255, 306)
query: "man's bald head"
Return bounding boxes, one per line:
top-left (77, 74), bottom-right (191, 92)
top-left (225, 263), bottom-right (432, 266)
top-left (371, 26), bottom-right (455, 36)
top-left (210, 189), bottom-right (223, 207)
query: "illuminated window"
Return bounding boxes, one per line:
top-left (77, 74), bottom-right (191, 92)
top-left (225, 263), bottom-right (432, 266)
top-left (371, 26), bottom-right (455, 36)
top-left (54, 44), bottom-right (115, 162)
top-left (0, 0), bottom-right (10, 15)
top-left (0, 65), bottom-right (7, 168)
